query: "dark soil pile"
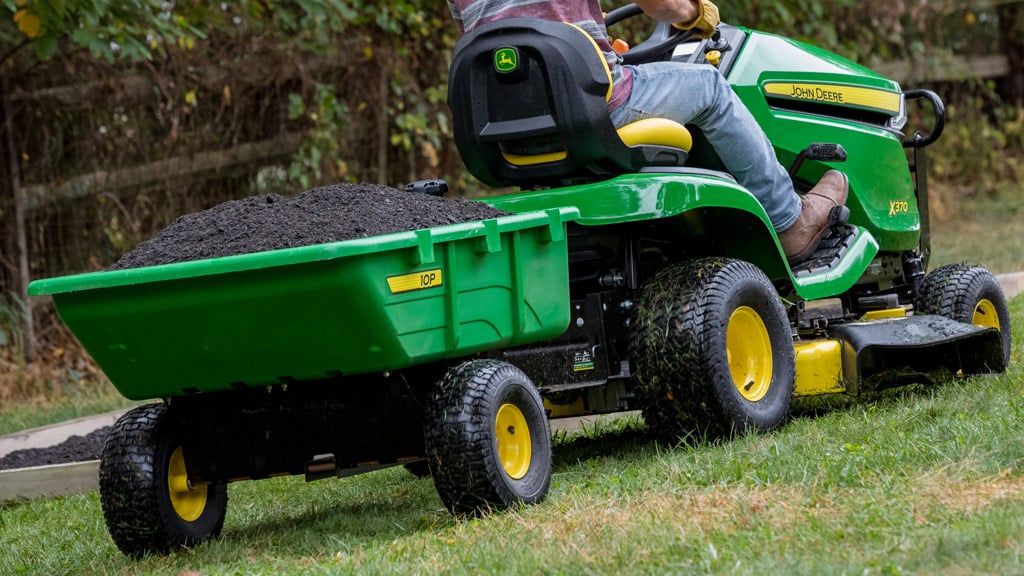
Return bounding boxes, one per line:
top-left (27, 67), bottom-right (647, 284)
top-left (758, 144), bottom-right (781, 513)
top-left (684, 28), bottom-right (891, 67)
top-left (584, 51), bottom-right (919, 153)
top-left (110, 183), bottom-right (509, 270)
top-left (0, 427), bottom-right (111, 470)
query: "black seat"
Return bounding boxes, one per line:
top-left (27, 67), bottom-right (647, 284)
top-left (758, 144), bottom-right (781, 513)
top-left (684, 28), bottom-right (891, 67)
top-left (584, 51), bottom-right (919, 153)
top-left (448, 18), bottom-right (692, 188)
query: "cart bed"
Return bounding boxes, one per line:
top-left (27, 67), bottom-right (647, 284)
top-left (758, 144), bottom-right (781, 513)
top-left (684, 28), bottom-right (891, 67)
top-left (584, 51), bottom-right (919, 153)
top-left (29, 208), bottom-right (579, 400)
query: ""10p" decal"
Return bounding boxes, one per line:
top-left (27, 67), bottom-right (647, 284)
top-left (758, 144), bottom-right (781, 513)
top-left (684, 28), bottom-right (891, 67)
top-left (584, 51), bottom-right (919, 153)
top-left (387, 269), bottom-right (444, 294)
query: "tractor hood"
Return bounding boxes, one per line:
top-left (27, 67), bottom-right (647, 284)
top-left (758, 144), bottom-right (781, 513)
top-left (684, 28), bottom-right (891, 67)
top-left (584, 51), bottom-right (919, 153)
top-left (730, 29), bottom-right (906, 133)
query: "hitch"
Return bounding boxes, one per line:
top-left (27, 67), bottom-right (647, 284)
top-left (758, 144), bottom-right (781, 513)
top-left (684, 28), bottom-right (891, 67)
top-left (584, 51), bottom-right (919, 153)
top-left (404, 179), bottom-right (449, 197)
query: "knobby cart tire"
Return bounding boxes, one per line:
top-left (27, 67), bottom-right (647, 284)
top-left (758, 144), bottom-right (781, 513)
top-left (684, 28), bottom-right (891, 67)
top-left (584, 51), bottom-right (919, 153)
top-left (630, 258), bottom-right (796, 442)
top-left (423, 359), bottom-right (552, 515)
top-left (99, 403), bottom-right (228, 558)
top-left (916, 263), bottom-right (1012, 371)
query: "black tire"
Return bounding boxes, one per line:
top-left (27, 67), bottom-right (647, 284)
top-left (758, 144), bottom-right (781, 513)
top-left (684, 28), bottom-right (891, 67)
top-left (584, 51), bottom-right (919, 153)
top-left (916, 263), bottom-right (1012, 370)
top-left (99, 403), bottom-right (227, 558)
top-left (631, 258), bottom-right (796, 441)
top-left (423, 359), bottom-right (551, 515)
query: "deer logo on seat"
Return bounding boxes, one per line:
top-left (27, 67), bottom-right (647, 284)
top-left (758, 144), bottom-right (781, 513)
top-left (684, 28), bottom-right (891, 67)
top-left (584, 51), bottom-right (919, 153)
top-left (494, 48), bottom-right (519, 73)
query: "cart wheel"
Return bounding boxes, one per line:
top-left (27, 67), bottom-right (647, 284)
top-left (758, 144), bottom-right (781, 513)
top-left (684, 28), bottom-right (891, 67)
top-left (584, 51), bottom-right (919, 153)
top-left (631, 258), bottom-right (795, 442)
top-left (99, 403), bottom-right (227, 558)
top-left (423, 359), bottom-right (551, 515)
top-left (916, 263), bottom-right (1012, 370)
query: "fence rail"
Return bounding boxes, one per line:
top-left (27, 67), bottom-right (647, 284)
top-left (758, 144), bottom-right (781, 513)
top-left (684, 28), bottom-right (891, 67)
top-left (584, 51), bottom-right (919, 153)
top-left (873, 54), bottom-right (1010, 84)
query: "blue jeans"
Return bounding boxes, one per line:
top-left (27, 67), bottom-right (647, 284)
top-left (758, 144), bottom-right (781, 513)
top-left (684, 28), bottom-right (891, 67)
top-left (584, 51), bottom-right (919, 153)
top-left (610, 62), bottom-right (800, 232)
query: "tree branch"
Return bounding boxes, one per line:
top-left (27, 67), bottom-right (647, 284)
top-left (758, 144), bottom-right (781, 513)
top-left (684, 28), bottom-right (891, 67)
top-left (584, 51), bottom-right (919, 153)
top-left (0, 38), bottom-right (28, 69)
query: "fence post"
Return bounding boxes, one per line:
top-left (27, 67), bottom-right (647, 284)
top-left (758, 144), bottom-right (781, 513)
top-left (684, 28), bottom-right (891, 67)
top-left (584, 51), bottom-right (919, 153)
top-left (999, 2), bottom-right (1024, 105)
top-left (0, 75), bottom-right (35, 361)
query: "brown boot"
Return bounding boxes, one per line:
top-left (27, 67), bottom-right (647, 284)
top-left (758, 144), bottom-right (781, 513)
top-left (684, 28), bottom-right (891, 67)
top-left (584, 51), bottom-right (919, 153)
top-left (778, 170), bottom-right (849, 263)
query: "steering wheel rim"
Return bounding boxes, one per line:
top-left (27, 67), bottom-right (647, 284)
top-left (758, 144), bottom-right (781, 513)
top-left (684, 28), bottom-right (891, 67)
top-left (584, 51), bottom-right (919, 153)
top-left (605, 3), bottom-right (699, 65)
top-left (605, 3), bottom-right (644, 27)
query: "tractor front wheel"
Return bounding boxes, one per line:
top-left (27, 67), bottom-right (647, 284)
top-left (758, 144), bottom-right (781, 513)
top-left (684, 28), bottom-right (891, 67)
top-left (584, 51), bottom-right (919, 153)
top-left (916, 263), bottom-right (1012, 370)
top-left (99, 403), bottom-right (227, 558)
top-left (424, 360), bottom-right (551, 515)
top-left (631, 258), bottom-right (796, 442)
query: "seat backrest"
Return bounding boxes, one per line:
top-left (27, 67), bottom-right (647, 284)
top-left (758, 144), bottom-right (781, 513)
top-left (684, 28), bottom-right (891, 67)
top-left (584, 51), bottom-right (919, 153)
top-left (448, 18), bottom-right (689, 188)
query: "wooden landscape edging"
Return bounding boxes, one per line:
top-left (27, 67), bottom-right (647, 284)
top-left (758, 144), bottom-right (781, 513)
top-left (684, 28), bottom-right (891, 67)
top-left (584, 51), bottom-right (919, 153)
top-left (0, 409), bottom-right (127, 501)
top-left (0, 460), bottom-right (99, 501)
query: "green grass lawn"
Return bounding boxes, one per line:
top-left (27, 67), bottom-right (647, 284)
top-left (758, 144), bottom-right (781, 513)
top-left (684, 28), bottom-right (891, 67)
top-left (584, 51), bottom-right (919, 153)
top-left (0, 385), bottom-right (136, 438)
top-left (929, 195), bottom-right (1024, 276)
top-left (2, 296), bottom-right (1022, 575)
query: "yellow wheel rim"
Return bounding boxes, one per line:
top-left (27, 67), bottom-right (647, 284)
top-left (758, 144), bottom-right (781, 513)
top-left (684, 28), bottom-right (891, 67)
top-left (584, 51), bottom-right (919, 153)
top-left (727, 306), bottom-right (774, 402)
top-left (168, 446), bottom-right (207, 522)
top-left (495, 403), bottom-right (532, 480)
top-left (973, 299), bottom-right (1001, 331)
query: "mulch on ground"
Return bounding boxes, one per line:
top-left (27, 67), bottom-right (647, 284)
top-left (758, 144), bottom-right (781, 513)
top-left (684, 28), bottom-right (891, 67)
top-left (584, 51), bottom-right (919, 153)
top-left (0, 427), bottom-right (111, 470)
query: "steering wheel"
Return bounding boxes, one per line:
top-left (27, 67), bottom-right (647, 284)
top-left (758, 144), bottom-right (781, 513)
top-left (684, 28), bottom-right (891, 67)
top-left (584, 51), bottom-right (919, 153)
top-left (605, 3), bottom-right (700, 65)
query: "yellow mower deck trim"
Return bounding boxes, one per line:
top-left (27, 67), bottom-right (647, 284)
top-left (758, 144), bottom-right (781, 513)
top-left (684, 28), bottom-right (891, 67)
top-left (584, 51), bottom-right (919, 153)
top-left (793, 340), bottom-right (846, 397)
top-left (859, 308), bottom-right (908, 321)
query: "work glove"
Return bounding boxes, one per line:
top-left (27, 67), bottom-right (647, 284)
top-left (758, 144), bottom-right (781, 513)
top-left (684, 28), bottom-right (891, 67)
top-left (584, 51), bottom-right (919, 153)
top-left (672, 0), bottom-right (720, 39)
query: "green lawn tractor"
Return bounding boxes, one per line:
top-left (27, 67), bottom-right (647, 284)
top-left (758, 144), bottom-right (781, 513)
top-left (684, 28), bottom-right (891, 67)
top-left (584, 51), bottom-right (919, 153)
top-left (29, 5), bottom-right (1010, 558)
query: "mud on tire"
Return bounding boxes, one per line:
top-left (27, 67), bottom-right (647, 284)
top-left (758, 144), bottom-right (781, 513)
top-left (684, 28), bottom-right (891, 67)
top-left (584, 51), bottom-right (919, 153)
top-left (916, 263), bottom-right (1012, 370)
top-left (630, 258), bottom-right (795, 442)
top-left (99, 403), bottom-right (227, 558)
top-left (423, 360), bottom-right (551, 515)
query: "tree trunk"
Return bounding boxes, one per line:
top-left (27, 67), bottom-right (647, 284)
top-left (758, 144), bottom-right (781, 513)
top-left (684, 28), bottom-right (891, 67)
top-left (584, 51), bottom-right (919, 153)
top-left (1, 75), bottom-right (34, 360)
top-left (377, 62), bottom-right (390, 185)
top-left (998, 2), bottom-right (1024, 105)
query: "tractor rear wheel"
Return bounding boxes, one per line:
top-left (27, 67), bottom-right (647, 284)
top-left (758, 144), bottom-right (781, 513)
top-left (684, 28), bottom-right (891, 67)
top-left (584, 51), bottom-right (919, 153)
top-left (916, 263), bottom-right (1012, 370)
top-left (631, 258), bottom-right (795, 442)
top-left (99, 403), bottom-right (227, 558)
top-left (423, 360), bottom-right (551, 515)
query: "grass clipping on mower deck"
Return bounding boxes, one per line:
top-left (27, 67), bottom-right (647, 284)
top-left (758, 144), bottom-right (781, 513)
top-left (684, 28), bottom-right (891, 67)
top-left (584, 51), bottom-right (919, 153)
top-left (109, 183), bottom-right (510, 270)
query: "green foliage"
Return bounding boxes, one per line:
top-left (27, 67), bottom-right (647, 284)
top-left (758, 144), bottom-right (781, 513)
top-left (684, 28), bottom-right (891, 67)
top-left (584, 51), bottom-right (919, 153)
top-left (722, 0), bottom-right (856, 46)
top-left (931, 97), bottom-right (1024, 200)
top-left (0, 292), bottom-right (29, 352)
top-left (716, 0), bottom-right (996, 65)
top-left (0, 295), bottom-right (16, 347)
top-left (0, 0), bottom-right (450, 63)
top-left (287, 83), bottom-right (351, 189)
top-left (391, 81), bottom-right (450, 173)
top-left (1, 0), bottom-right (203, 61)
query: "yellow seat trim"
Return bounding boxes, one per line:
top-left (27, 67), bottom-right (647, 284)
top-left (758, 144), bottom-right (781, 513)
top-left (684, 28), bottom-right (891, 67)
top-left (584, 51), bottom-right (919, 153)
top-left (563, 22), bottom-right (613, 103)
top-left (617, 118), bottom-right (693, 151)
top-left (502, 118), bottom-right (692, 166)
top-left (502, 150), bottom-right (568, 166)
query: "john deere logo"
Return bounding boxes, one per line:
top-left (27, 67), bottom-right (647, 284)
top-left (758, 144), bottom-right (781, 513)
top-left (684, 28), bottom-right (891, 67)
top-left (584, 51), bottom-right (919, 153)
top-left (494, 47), bottom-right (519, 73)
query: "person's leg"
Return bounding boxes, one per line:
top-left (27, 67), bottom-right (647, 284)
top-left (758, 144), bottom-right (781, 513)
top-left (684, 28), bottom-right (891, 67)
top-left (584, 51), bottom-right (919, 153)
top-left (610, 62), bottom-right (801, 232)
